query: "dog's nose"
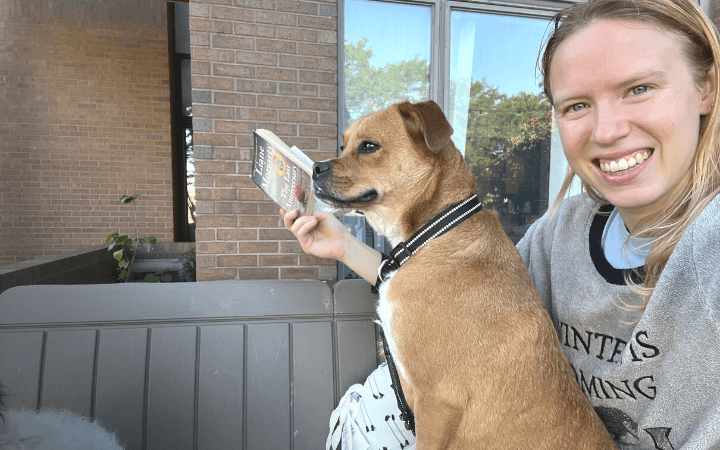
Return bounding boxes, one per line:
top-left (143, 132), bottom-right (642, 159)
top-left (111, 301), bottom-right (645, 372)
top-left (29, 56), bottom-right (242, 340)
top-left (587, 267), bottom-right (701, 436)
top-left (312, 161), bottom-right (332, 180)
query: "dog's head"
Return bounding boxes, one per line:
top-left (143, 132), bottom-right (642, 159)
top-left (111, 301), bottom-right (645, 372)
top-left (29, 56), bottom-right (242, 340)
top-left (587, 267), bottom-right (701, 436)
top-left (313, 100), bottom-right (475, 242)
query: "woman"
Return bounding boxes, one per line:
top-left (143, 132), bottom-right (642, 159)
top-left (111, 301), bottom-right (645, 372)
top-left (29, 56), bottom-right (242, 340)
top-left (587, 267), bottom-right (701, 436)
top-left (282, 0), bottom-right (720, 447)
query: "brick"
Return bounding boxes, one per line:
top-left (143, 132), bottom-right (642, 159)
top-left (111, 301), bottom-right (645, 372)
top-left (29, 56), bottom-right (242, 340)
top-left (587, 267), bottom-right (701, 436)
top-left (191, 75), bottom-right (235, 90)
top-left (276, 27), bottom-right (318, 43)
top-left (258, 95), bottom-right (298, 109)
top-left (217, 255), bottom-right (257, 267)
top-left (237, 107), bottom-right (277, 121)
top-left (259, 228), bottom-right (296, 241)
top-left (197, 268), bottom-right (237, 281)
top-left (259, 254), bottom-right (298, 266)
top-left (189, 3), bottom-right (211, 17)
top-left (235, 50), bottom-right (277, 66)
top-left (239, 215), bottom-right (281, 228)
top-left (190, 18), bottom-right (233, 34)
top-left (319, 58), bottom-right (337, 71)
top-left (279, 54), bottom-right (319, 70)
top-left (277, 0), bottom-right (317, 15)
top-left (192, 118), bottom-right (213, 132)
top-left (213, 149), bottom-right (252, 161)
top-left (194, 188), bottom-right (237, 201)
top-left (278, 110), bottom-right (317, 123)
top-left (318, 30), bottom-right (337, 44)
top-left (297, 15), bottom-right (336, 30)
top-left (255, 122), bottom-right (297, 136)
top-left (256, 39), bottom-right (297, 54)
top-left (318, 84), bottom-right (337, 98)
top-left (257, 67), bottom-right (297, 82)
top-left (299, 254), bottom-right (336, 266)
top-left (194, 0), bottom-right (233, 4)
top-left (239, 188), bottom-right (272, 201)
top-left (238, 267), bottom-right (279, 279)
top-left (299, 97), bottom-right (335, 111)
top-left (194, 160), bottom-right (237, 174)
top-left (212, 34), bottom-right (255, 50)
top-left (213, 63), bottom-right (255, 78)
top-left (192, 47), bottom-right (235, 62)
top-left (278, 82), bottom-right (317, 96)
top-left (317, 3), bottom-right (337, 17)
top-left (192, 90), bottom-right (212, 104)
top-left (214, 120), bottom-right (254, 133)
top-left (299, 70), bottom-right (336, 84)
top-left (236, 79), bottom-right (277, 94)
top-left (214, 92), bottom-right (256, 107)
top-left (239, 242), bottom-right (279, 253)
top-left (214, 201), bottom-right (258, 214)
top-left (233, 22), bottom-right (276, 38)
top-left (217, 228), bottom-right (257, 240)
top-left (281, 267), bottom-right (319, 279)
top-left (234, 0), bottom-right (276, 11)
top-left (319, 112), bottom-right (337, 124)
top-left (211, 5), bottom-right (254, 21)
top-left (191, 61), bottom-right (212, 75)
top-left (255, 10), bottom-right (297, 26)
top-left (193, 104), bottom-right (235, 119)
top-left (298, 42), bottom-right (336, 58)
top-left (194, 132), bottom-right (237, 146)
top-left (196, 242), bottom-right (238, 254)
top-left (299, 124), bottom-right (336, 137)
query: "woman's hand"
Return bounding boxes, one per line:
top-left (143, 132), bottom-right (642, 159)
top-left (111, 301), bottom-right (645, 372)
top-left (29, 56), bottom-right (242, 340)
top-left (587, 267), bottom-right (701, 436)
top-left (280, 209), bottom-right (383, 285)
top-left (280, 209), bottom-right (349, 261)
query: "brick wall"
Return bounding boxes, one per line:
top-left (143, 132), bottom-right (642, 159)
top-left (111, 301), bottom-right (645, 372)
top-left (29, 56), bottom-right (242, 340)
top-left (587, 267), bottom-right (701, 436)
top-left (0, 0), bottom-right (174, 266)
top-left (190, 0), bottom-right (339, 282)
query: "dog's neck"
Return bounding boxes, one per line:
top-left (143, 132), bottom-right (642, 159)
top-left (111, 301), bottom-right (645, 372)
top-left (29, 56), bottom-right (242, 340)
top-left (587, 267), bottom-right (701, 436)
top-left (367, 144), bottom-right (478, 247)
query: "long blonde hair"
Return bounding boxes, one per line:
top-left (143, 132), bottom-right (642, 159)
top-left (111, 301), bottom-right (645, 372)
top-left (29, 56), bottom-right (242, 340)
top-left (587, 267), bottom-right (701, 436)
top-left (540, 0), bottom-right (720, 309)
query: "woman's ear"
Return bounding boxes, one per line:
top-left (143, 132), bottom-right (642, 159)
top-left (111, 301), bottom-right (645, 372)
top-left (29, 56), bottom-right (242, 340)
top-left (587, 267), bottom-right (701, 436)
top-left (699, 67), bottom-right (716, 115)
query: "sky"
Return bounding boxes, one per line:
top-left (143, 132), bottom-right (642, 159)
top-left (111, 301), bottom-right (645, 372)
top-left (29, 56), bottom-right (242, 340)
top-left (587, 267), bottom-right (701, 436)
top-left (344, 0), bottom-right (552, 97)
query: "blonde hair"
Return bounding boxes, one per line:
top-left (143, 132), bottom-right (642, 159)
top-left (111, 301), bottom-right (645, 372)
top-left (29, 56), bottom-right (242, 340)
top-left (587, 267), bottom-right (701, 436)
top-left (540, 0), bottom-right (720, 309)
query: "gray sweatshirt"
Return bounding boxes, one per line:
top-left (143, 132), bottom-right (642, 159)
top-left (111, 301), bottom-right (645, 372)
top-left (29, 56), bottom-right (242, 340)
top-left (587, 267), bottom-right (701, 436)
top-left (517, 194), bottom-right (720, 450)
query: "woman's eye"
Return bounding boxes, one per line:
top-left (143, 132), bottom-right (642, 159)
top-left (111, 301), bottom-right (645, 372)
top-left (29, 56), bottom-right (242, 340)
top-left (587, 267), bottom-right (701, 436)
top-left (631, 85), bottom-right (648, 95)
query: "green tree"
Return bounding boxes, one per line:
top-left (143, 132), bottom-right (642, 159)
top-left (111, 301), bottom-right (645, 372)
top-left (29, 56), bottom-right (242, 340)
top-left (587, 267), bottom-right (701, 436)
top-left (344, 38), bottom-right (430, 127)
top-left (462, 78), bottom-right (552, 213)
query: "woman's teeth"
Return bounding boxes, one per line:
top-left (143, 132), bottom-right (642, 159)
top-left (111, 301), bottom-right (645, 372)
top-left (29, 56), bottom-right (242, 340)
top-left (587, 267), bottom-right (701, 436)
top-left (600, 150), bottom-right (652, 174)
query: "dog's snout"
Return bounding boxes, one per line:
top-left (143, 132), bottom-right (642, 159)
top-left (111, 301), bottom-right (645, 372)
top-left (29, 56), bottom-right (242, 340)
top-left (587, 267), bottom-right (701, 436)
top-left (312, 161), bottom-right (332, 180)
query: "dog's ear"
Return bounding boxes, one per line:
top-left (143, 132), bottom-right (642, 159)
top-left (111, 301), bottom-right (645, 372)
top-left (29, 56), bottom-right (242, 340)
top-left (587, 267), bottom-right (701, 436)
top-left (397, 100), bottom-right (453, 153)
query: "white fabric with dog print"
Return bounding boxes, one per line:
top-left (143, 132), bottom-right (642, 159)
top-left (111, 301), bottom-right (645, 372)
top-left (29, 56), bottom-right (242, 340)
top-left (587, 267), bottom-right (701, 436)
top-left (327, 363), bottom-right (415, 450)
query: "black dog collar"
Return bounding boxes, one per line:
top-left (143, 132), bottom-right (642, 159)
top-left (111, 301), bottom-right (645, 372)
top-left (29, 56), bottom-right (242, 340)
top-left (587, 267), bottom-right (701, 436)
top-left (374, 194), bottom-right (482, 292)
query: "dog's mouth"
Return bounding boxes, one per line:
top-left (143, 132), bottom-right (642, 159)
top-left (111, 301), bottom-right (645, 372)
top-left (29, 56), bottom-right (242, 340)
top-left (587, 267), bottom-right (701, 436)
top-left (314, 184), bottom-right (378, 207)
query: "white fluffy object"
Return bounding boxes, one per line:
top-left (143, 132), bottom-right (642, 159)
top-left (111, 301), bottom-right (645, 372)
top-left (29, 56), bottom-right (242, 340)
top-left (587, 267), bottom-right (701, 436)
top-left (0, 409), bottom-right (124, 450)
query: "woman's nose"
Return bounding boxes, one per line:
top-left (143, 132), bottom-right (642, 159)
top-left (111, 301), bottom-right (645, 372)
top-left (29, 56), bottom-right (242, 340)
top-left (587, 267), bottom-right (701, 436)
top-left (591, 104), bottom-right (632, 146)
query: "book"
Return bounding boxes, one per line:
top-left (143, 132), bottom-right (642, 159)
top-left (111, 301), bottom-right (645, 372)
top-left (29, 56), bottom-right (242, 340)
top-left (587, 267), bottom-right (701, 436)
top-left (251, 129), bottom-right (348, 216)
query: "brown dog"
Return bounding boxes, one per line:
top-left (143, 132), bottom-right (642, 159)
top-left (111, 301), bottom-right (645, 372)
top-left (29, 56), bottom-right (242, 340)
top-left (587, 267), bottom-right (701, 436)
top-left (313, 100), bottom-right (617, 449)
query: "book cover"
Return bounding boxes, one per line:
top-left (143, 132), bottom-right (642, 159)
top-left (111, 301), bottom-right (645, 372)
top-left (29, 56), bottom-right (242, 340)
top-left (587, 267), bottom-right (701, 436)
top-left (252, 129), bottom-right (345, 216)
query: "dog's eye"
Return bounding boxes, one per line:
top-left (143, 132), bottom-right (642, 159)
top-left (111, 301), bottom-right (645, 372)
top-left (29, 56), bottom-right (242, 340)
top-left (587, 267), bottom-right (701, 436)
top-left (357, 141), bottom-right (380, 154)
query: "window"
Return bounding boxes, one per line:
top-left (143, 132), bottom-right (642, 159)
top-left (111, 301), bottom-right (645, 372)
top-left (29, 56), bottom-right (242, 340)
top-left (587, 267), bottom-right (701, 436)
top-left (447, 10), bottom-right (553, 242)
top-left (341, 0), bottom-right (570, 264)
top-left (168, 2), bottom-right (195, 242)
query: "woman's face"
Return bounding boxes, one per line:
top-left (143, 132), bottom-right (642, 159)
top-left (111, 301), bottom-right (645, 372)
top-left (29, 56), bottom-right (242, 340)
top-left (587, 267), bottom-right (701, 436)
top-left (550, 19), bottom-right (715, 230)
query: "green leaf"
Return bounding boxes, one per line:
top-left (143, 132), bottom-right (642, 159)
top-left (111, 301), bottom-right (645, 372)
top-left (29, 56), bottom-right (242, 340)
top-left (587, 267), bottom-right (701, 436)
top-left (113, 250), bottom-right (124, 261)
top-left (120, 194), bottom-right (139, 205)
top-left (145, 274), bottom-right (159, 282)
